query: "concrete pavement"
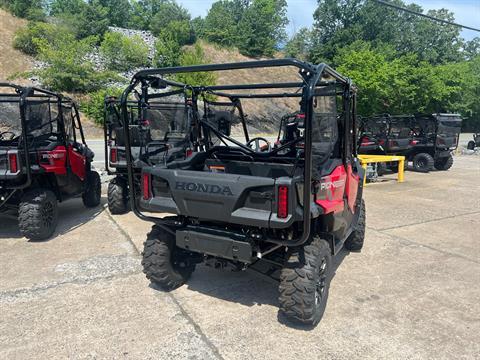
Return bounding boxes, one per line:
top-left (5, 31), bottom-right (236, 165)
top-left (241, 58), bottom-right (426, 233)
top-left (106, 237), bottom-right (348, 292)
top-left (1, 153), bottom-right (479, 359)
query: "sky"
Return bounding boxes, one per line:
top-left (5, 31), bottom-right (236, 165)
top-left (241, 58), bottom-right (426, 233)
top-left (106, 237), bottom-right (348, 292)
top-left (177, 0), bottom-right (480, 40)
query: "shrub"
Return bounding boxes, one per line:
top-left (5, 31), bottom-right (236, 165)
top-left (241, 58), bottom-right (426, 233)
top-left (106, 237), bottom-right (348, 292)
top-left (174, 43), bottom-right (216, 88)
top-left (100, 32), bottom-right (150, 72)
top-left (80, 87), bottom-right (124, 125)
top-left (33, 34), bottom-right (118, 92)
top-left (13, 22), bottom-right (69, 56)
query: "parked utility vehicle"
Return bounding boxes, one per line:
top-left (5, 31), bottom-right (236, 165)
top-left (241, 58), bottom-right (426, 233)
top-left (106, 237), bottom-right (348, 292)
top-left (104, 90), bottom-right (197, 214)
top-left (410, 113), bottom-right (462, 172)
top-left (0, 84), bottom-right (101, 240)
top-left (467, 133), bottom-right (479, 150)
top-left (121, 60), bottom-right (366, 326)
top-left (358, 114), bottom-right (413, 173)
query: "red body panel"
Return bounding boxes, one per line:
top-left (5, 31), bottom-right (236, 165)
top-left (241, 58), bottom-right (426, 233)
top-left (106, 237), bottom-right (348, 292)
top-left (68, 145), bottom-right (86, 180)
top-left (315, 163), bottom-right (360, 215)
top-left (346, 164), bottom-right (359, 213)
top-left (315, 165), bottom-right (347, 214)
top-left (39, 146), bottom-right (67, 175)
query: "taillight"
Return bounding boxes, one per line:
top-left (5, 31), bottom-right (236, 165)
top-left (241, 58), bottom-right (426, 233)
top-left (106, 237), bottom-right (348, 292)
top-left (378, 139), bottom-right (385, 146)
top-left (8, 153), bottom-right (18, 173)
top-left (142, 172), bottom-right (151, 200)
top-left (185, 148), bottom-right (193, 158)
top-left (361, 137), bottom-right (375, 146)
top-left (110, 148), bottom-right (117, 163)
top-left (410, 140), bottom-right (419, 145)
top-left (277, 185), bottom-right (289, 218)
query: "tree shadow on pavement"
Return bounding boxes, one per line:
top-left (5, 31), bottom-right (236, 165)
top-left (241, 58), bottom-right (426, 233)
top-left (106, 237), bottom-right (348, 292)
top-left (0, 196), bottom-right (107, 241)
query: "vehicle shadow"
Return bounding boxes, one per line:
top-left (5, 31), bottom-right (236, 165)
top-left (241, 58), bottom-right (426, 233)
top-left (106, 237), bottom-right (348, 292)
top-left (0, 196), bottom-right (107, 241)
top-left (152, 246), bottom-right (350, 329)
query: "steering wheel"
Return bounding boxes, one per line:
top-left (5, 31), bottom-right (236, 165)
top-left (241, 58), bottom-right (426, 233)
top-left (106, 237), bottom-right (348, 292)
top-left (0, 131), bottom-right (16, 140)
top-left (246, 137), bottom-right (271, 152)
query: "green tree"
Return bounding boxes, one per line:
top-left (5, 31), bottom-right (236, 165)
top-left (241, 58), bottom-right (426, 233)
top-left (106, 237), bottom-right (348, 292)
top-left (237, 0), bottom-right (288, 57)
top-left (202, 1), bottom-right (239, 47)
top-left (191, 16), bottom-right (206, 39)
top-left (98, 0), bottom-right (132, 28)
top-left (49, 0), bottom-right (86, 15)
top-left (76, 1), bottom-right (109, 39)
top-left (6, 0), bottom-right (46, 20)
top-left (464, 38), bottom-right (480, 61)
top-left (334, 41), bottom-right (471, 119)
top-left (130, 0), bottom-right (189, 31)
top-left (100, 31), bottom-right (150, 71)
top-left (149, 0), bottom-right (190, 34)
top-left (153, 33), bottom-right (181, 67)
top-left (202, 0), bottom-right (288, 57)
top-left (50, 0), bottom-right (109, 40)
top-left (284, 28), bottom-right (312, 60)
top-left (310, 0), bottom-right (464, 65)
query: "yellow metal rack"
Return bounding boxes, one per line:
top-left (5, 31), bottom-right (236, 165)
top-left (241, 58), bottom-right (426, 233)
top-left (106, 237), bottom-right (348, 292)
top-left (358, 155), bottom-right (406, 186)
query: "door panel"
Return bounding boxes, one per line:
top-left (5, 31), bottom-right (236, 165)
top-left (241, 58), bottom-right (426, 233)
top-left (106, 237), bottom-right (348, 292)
top-left (68, 144), bottom-right (86, 180)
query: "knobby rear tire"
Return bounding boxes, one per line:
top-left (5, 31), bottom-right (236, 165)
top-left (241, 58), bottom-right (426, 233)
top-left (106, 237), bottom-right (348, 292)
top-left (279, 237), bottom-right (332, 326)
top-left (344, 199), bottom-right (366, 251)
top-left (18, 189), bottom-right (58, 241)
top-left (434, 154), bottom-right (453, 171)
top-left (413, 153), bottom-right (434, 172)
top-left (142, 226), bottom-right (195, 290)
top-left (108, 177), bottom-right (129, 214)
top-left (82, 171), bottom-right (101, 208)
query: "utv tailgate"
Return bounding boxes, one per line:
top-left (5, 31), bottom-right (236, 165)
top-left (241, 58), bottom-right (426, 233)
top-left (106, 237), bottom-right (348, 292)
top-left (140, 168), bottom-right (301, 228)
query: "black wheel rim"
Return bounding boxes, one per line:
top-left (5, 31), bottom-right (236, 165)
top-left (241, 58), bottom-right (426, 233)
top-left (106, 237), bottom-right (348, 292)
top-left (315, 257), bottom-right (328, 306)
top-left (417, 159), bottom-right (425, 169)
top-left (42, 202), bottom-right (54, 228)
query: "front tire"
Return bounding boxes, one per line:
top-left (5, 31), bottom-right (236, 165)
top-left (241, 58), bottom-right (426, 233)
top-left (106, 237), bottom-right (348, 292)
top-left (413, 153), bottom-right (434, 172)
top-left (279, 237), bottom-right (332, 326)
top-left (344, 199), bottom-right (366, 251)
top-left (142, 226), bottom-right (195, 290)
top-left (434, 154), bottom-right (453, 171)
top-left (108, 177), bottom-right (129, 214)
top-left (82, 170), bottom-right (101, 208)
top-left (467, 140), bottom-right (475, 150)
top-left (18, 189), bottom-right (58, 241)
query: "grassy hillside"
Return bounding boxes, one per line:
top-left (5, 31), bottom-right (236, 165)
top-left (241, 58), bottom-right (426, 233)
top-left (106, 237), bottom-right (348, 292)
top-left (0, 9), bottom-right (33, 83)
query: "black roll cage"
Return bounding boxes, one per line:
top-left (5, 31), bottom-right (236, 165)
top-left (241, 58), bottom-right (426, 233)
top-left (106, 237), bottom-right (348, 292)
top-left (120, 59), bottom-right (356, 247)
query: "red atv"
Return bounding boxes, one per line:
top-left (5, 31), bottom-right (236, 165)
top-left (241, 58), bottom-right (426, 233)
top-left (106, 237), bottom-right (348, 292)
top-left (0, 84), bottom-right (101, 240)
